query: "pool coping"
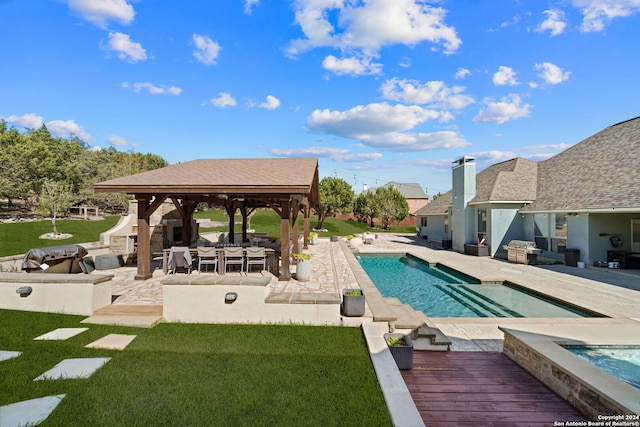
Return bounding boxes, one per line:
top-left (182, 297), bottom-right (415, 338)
top-left (500, 325), bottom-right (640, 419)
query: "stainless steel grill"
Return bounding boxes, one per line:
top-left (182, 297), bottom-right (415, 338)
top-left (502, 240), bottom-right (542, 265)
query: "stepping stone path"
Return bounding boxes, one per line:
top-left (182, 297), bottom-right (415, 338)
top-left (0, 394), bottom-right (66, 427)
top-left (1, 327), bottom-right (137, 426)
top-left (0, 350), bottom-right (21, 362)
top-left (33, 328), bottom-right (88, 340)
top-left (85, 334), bottom-right (137, 350)
top-left (34, 357), bottom-right (112, 381)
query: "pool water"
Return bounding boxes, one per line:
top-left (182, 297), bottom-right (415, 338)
top-left (357, 253), bottom-right (594, 318)
top-left (564, 346), bottom-right (640, 390)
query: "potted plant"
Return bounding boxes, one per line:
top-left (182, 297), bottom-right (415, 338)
top-left (384, 333), bottom-right (414, 370)
top-left (342, 288), bottom-right (365, 317)
top-left (293, 253), bottom-right (312, 282)
top-left (309, 232), bottom-right (318, 245)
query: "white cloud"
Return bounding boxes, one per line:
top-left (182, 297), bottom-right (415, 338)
top-left (66, 0), bottom-right (135, 28)
top-left (122, 82), bottom-right (182, 95)
top-left (211, 92), bottom-right (237, 108)
top-left (106, 134), bottom-right (134, 146)
top-left (307, 102), bottom-right (469, 151)
top-left (107, 32), bottom-right (147, 62)
top-left (4, 113), bottom-right (43, 129)
top-left (270, 146), bottom-right (383, 162)
top-left (357, 130), bottom-right (470, 151)
top-left (536, 9), bottom-right (567, 36)
top-left (573, 0), bottom-right (640, 32)
top-left (45, 120), bottom-right (92, 141)
top-left (522, 143), bottom-right (571, 151)
top-left (492, 66), bottom-right (519, 86)
top-left (322, 55), bottom-right (382, 76)
top-left (473, 94), bottom-right (532, 124)
top-left (287, 0), bottom-right (461, 69)
top-left (455, 68), bottom-right (470, 79)
top-left (474, 150), bottom-right (519, 165)
top-left (244, 0), bottom-right (260, 14)
top-left (308, 102), bottom-right (440, 137)
top-left (535, 62), bottom-right (571, 85)
top-left (258, 95), bottom-right (281, 110)
top-left (3, 113), bottom-right (91, 140)
top-left (380, 78), bottom-right (474, 111)
top-left (193, 34), bottom-right (221, 65)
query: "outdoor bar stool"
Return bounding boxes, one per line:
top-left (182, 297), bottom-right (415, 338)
top-left (223, 246), bottom-right (244, 274)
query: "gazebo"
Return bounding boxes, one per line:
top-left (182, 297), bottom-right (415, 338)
top-left (93, 158), bottom-right (320, 281)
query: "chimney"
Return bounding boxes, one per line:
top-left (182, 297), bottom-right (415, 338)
top-left (451, 156), bottom-right (476, 252)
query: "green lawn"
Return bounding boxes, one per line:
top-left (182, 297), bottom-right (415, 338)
top-left (0, 216), bottom-right (120, 258)
top-left (196, 209), bottom-right (416, 236)
top-left (0, 310), bottom-right (392, 426)
top-left (0, 210), bottom-right (414, 258)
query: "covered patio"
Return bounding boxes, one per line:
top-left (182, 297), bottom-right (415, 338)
top-left (93, 158), bottom-right (320, 281)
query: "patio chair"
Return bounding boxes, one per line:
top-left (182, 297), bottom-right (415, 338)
top-left (223, 246), bottom-right (244, 274)
top-left (197, 246), bottom-right (218, 274)
top-left (168, 246), bottom-right (192, 275)
top-left (245, 246), bottom-right (266, 273)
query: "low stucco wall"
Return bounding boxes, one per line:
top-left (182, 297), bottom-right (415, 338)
top-left (162, 275), bottom-right (341, 325)
top-left (0, 273), bottom-right (113, 316)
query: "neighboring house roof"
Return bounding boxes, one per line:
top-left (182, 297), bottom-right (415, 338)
top-left (521, 116), bottom-right (640, 212)
top-left (383, 182), bottom-right (428, 199)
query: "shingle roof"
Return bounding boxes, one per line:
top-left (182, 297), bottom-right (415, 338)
top-left (94, 158), bottom-right (320, 207)
top-left (384, 182), bottom-right (428, 199)
top-left (471, 158), bottom-right (537, 203)
top-left (415, 158), bottom-right (537, 215)
top-left (414, 191), bottom-right (451, 215)
top-left (417, 117), bottom-right (640, 216)
top-left (521, 116), bottom-right (640, 212)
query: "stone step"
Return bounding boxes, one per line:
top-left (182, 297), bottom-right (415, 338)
top-left (384, 298), bottom-right (424, 330)
top-left (93, 304), bottom-right (163, 317)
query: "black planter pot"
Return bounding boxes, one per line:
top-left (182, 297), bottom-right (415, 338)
top-left (384, 333), bottom-right (414, 370)
top-left (342, 288), bottom-right (365, 317)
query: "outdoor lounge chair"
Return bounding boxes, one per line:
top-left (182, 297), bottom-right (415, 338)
top-left (223, 246), bottom-right (244, 274)
top-left (245, 247), bottom-right (266, 273)
top-left (197, 247), bottom-right (218, 274)
top-left (168, 246), bottom-right (192, 274)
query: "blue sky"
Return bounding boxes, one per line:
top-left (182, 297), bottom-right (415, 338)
top-left (1, 0), bottom-right (639, 196)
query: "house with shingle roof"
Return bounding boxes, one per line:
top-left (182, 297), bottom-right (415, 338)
top-left (416, 116), bottom-right (640, 267)
top-left (383, 181), bottom-right (429, 214)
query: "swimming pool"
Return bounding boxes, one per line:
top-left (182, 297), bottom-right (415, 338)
top-left (563, 346), bottom-right (640, 390)
top-left (357, 253), bottom-right (596, 318)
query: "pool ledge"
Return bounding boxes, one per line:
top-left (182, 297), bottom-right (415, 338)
top-left (500, 326), bottom-right (640, 419)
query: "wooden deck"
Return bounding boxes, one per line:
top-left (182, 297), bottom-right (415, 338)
top-left (402, 351), bottom-right (588, 426)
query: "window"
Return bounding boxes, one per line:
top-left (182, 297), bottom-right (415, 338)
top-left (534, 213), bottom-right (567, 253)
top-left (477, 209), bottom-right (487, 243)
top-left (420, 217), bottom-right (428, 227)
top-left (632, 219), bottom-right (640, 252)
top-left (444, 216), bottom-right (449, 234)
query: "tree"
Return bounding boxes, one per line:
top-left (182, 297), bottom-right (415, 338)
top-left (38, 179), bottom-right (77, 235)
top-left (315, 177), bottom-right (354, 229)
top-left (353, 190), bottom-right (379, 227)
top-left (376, 185), bottom-right (409, 229)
